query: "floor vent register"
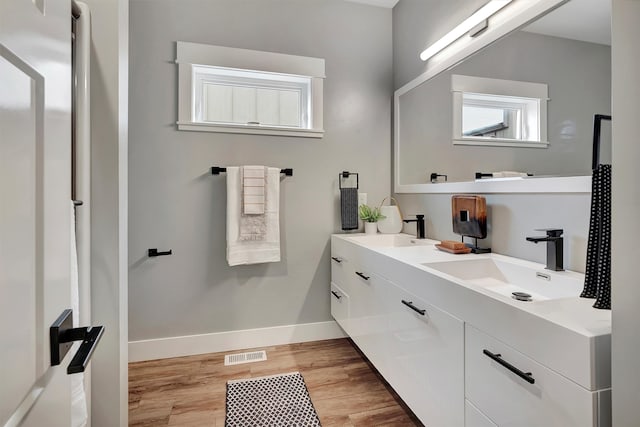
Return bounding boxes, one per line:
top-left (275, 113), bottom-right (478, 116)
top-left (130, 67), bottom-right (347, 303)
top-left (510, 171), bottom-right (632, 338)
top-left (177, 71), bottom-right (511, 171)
top-left (224, 350), bottom-right (267, 366)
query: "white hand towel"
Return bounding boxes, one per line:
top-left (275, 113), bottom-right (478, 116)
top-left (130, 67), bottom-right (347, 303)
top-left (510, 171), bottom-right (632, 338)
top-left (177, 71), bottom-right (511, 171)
top-left (227, 167), bottom-right (281, 266)
top-left (239, 166), bottom-right (267, 241)
top-left (242, 166), bottom-right (266, 215)
top-left (70, 202), bottom-right (88, 427)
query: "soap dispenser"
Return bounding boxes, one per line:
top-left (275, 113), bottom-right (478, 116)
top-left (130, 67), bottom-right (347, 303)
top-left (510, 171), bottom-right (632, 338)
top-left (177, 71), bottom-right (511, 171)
top-left (451, 195), bottom-right (491, 253)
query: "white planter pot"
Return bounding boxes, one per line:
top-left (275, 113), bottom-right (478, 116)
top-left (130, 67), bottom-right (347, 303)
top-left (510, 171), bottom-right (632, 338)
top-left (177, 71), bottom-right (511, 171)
top-left (364, 222), bottom-right (378, 234)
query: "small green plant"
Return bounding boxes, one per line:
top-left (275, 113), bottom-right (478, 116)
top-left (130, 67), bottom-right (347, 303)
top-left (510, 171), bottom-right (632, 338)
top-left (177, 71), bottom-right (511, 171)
top-left (359, 204), bottom-right (386, 223)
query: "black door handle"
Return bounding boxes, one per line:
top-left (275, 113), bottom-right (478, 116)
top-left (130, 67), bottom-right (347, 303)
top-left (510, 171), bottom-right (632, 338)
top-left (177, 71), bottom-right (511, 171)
top-left (483, 349), bottom-right (535, 384)
top-left (68, 326), bottom-right (105, 374)
top-left (50, 309), bottom-right (105, 374)
top-left (401, 299), bottom-right (426, 315)
top-left (355, 272), bottom-right (370, 281)
top-left (331, 291), bottom-right (342, 299)
top-left (331, 256), bottom-right (343, 263)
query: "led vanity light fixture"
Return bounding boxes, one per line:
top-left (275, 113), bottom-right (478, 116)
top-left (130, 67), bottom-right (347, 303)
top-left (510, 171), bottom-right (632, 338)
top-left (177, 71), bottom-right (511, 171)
top-left (419, 0), bottom-right (513, 61)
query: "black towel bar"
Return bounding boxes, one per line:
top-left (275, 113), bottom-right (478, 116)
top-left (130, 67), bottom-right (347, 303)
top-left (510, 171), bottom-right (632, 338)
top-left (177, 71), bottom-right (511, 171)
top-left (211, 166), bottom-right (293, 176)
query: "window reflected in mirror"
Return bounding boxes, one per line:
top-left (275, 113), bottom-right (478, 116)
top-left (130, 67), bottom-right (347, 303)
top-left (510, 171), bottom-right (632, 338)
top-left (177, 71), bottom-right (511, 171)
top-left (452, 75), bottom-right (547, 148)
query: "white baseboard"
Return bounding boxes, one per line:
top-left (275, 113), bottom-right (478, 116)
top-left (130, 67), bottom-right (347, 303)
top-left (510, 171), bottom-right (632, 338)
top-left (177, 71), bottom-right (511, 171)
top-left (128, 320), bottom-right (347, 362)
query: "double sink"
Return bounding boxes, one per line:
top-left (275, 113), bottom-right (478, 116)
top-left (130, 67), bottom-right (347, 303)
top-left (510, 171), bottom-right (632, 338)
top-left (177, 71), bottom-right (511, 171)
top-left (346, 233), bottom-right (583, 303)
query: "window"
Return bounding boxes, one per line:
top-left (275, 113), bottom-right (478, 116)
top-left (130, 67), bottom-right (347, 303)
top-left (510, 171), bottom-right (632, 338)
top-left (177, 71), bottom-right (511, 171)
top-left (193, 66), bottom-right (310, 129)
top-left (452, 75), bottom-right (548, 148)
top-left (177, 42), bottom-right (325, 138)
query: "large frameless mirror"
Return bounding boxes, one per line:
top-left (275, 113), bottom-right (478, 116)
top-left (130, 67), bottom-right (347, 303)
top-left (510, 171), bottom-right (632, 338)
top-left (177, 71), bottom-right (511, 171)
top-left (394, 0), bottom-right (611, 193)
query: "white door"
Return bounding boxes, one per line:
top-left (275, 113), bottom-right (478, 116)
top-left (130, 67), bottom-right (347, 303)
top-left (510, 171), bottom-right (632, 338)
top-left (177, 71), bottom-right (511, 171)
top-left (1, 0), bottom-right (74, 425)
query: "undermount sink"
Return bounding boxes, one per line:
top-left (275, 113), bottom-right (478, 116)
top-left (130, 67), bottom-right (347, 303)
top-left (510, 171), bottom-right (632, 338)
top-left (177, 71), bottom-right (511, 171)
top-left (346, 233), bottom-right (433, 248)
top-left (422, 258), bottom-right (583, 302)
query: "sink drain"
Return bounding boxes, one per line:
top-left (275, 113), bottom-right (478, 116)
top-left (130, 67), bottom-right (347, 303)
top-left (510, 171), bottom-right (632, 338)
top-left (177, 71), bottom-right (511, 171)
top-left (512, 292), bottom-right (532, 302)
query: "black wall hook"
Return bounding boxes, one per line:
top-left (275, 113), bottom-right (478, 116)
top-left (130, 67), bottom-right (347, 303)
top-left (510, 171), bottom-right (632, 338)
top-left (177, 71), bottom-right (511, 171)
top-left (148, 248), bottom-right (172, 257)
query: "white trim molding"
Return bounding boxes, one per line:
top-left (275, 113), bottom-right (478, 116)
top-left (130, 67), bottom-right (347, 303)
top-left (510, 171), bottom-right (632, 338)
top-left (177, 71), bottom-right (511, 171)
top-left (176, 122), bottom-right (324, 138)
top-left (344, 0), bottom-right (399, 8)
top-left (128, 321), bottom-right (347, 362)
top-left (396, 175), bottom-right (591, 194)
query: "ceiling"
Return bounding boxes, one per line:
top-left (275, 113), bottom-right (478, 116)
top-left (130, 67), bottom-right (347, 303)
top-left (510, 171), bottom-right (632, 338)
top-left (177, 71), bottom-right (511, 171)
top-left (523, 0), bottom-right (611, 46)
top-left (344, 0), bottom-right (610, 45)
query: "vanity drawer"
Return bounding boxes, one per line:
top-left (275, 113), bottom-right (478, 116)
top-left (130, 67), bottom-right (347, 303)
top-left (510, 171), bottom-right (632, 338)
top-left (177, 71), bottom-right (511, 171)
top-left (330, 282), bottom-right (349, 327)
top-left (330, 237), bottom-right (359, 289)
top-left (380, 281), bottom-right (464, 427)
top-left (465, 324), bottom-right (598, 427)
top-left (465, 400), bottom-right (497, 427)
top-left (330, 253), bottom-right (350, 291)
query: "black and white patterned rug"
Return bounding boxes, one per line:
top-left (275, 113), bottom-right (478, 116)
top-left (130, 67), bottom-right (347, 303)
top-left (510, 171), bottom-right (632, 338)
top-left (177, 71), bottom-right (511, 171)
top-left (225, 371), bottom-right (321, 426)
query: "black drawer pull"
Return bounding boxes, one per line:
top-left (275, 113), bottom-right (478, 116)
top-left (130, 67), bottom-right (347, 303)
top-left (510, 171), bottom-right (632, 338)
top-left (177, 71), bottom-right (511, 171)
top-left (401, 299), bottom-right (426, 315)
top-left (355, 271), bottom-right (370, 280)
top-left (483, 349), bottom-right (535, 384)
top-left (331, 291), bottom-right (342, 300)
top-left (331, 256), bottom-right (343, 263)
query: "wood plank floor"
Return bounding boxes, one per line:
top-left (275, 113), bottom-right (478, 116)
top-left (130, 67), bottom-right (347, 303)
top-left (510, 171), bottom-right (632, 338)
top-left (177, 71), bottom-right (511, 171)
top-left (129, 338), bottom-right (422, 426)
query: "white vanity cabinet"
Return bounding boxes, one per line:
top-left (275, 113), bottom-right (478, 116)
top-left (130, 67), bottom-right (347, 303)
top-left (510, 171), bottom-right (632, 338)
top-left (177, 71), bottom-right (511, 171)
top-left (330, 235), bottom-right (464, 426)
top-left (330, 237), bottom-right (401, 378)
top-left (466, 400), bottom-right (498, 427)
top-left (330, 234), bottom-right (611, 427)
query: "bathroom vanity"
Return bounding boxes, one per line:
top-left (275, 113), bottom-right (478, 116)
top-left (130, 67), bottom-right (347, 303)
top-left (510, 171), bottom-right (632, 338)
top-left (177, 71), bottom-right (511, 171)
top-left (330, 233), bottom-right (611, 427)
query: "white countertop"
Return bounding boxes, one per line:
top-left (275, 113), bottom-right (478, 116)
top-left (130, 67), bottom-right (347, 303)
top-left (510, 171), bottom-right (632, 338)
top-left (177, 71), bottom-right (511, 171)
top-left (336, 233), bottom-right (611, 339)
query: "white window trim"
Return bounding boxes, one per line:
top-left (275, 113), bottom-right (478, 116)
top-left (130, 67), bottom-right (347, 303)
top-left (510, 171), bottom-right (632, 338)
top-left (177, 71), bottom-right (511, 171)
top-left (451, 74), bottom-right (548, 148)
top-left (176, 41), bottom-right (325, 138)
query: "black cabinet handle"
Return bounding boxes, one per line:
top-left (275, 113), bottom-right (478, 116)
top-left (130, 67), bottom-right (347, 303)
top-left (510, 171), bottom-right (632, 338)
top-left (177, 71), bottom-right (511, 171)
top-left (483, 349), bottom-right (535, 384)
top-left (331, 256), bottom-right (343, 263)
top-left (331, 291), bottom-right (342, 300)
top-left (355, 271), bottom-right (370, 281)
top-left (401, 299), bottom-right (426, 315)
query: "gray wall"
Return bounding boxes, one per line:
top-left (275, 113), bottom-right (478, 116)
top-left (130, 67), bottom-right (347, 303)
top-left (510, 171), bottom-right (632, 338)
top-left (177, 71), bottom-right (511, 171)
top-left (128, 0), bottom-right (392, 341)
top-left (611, 0), bottom-right (640, 423)
top-left (399, 31), bottom-right (611, 184)
top-left (393, 0), bottom-right (596, 273)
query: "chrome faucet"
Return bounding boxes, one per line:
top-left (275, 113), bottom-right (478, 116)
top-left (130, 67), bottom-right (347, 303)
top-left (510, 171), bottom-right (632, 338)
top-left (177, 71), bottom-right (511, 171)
top-left (403, 214), bottom-right (426, 239)
top-left (525, 229), bottom-right (564, 271)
